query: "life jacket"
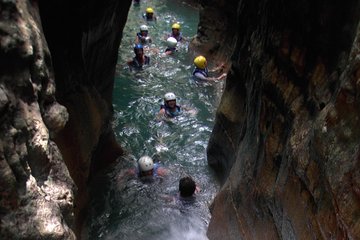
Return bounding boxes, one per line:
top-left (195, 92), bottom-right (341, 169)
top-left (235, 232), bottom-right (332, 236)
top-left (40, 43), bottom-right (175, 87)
top-left (130, 56), bottom-right (150, 69)
top-left (160, 104), bottom-right (181, 117)
top-left (143, 13), bottom-right (155, 21)
top-left (192, 67), bottom-right (209, 79)
top-left (171, 32), bottom-right (183, 42)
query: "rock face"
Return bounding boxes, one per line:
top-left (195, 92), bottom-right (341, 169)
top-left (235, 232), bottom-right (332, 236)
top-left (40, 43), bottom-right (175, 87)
top-left (2, 0), bottom-right (360, 239)
top-left (0, 0), bottom-right (75, 238)
top-left (40, 1), bottom-right (130, 235)
top-left (201, 1), bottom-right (360, 239)
top-left (0, 0), bottom-right (130, 239)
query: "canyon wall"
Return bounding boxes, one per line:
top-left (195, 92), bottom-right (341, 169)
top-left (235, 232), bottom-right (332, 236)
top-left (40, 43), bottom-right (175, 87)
top-left (2, 0), bottom-right (360, 239)
top-left (0, 0), bottom-right (131, 239)
top-left (200, 0), bottom-right (360, 239)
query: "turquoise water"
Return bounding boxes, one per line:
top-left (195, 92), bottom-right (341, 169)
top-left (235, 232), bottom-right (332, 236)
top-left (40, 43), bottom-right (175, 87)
top-left (86, 1), bottom-right (224, 239)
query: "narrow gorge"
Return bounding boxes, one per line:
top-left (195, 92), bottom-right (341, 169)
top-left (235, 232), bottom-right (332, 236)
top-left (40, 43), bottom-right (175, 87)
top-left (1, 0), bottom-right (359, 239)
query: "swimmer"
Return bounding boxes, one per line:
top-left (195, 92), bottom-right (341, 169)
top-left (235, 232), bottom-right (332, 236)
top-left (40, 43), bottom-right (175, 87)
top-left (127, 44), bottom-right (150, 70)
top-left (143, 7), bottom-right (157, 21)
top-left (164, 37), bottom-right (178, 55)
top-left (157, 92), bottom-right (197, 120)
top-left (168, 23), bottom-right (184, 42)
top-left (192, 55), bottom-right (227, 81)
top-left (136, 155), bottom-right (167, 178)
top-left (135, 25), bottom-right (152, 45)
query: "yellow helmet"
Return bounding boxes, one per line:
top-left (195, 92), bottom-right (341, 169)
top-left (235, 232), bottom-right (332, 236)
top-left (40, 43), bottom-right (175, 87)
top-left (194, 55), bottom-right (207, 69)
top-left (172, 23), bottom-right (181, 30)
top-left (146, 7), bottom-right (154, 14)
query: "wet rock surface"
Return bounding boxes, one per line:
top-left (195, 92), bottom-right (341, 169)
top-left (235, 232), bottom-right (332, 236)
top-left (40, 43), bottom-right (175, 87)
top-left (2, 0), bottom-right (360, 239)
top-left (200, 1), bottom-right (360, 239)
top-left (0, 0), bottom-right (75, 238)
top-left (0, 0), bottom-right (130, 239)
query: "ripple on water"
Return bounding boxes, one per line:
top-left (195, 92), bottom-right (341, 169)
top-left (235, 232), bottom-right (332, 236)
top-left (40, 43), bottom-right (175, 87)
top-left (87, 0), bottom-right (221, 239)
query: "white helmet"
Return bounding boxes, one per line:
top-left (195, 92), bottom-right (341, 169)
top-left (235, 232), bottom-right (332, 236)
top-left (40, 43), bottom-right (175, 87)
top-left (138, 156), bottom-right (154, 172)
top-left (140, 25), bottom-right (149, 31)
top-left (164, 92), bottom-right (176, 101)
top-left (166, 37), bottom-right (177, 48)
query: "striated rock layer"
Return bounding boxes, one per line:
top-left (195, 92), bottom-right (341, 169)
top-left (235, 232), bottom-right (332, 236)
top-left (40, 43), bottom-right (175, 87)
top-left (0, 0), bottom-right (131, 239)
top-left (201, 0), bottom-right (360, 239)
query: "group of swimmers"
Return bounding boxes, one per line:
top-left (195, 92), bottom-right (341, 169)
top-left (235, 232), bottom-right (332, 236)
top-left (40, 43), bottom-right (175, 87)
top-left (124, 1), bottom-right (226, 200)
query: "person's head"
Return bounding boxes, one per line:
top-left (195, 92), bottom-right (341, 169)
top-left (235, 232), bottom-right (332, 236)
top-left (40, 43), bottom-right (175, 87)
top-left (166, 37), bottom-right (177, 48)
top-left (194, 55), bottom-right (207, 69)
top-left (140, 25), bottom-right (149, 36)
top-left (171, 23), bottom-right (181, 35)
top-left (146, 7), bottom-right (154, 17)
top-left (138, 155), bottom-right (154, 176)
top-left (164, 92), bottom-right (176, 108)
top-left (134, 44), bottom-right (144, 56)
top-left (179, 176), bottom-right (196, 197)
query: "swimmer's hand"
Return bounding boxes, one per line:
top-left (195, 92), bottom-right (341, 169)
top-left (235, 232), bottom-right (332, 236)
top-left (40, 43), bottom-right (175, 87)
top-left (217, 73), bottom-right (227, 80)
top-left (185, 108), bottom-right (197, 117)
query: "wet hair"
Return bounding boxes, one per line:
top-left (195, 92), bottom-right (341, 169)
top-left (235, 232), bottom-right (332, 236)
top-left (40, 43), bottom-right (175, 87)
top-left (179, 176), bottom-right (196, 197)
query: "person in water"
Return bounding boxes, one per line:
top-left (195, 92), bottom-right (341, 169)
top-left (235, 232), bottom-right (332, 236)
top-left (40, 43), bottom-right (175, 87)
top-left (164, 37), bottom-right (177, 55)
top-left (192, 55), bottom-right (227, 81)
top-left (161, 176), bottom-right (200, 202)
top-left (136, 155), bottom-right (167, 178)
top-left (117, 155), bottom-right (167, 185)
top-left (179, 176), bottom-right (200, 199)
top-left (168, 23), bottom-right (184, 42)
top-left (143, 7), bottom-right (157, 21)
top-left (158, 92), bottom-right (182, 118)
top-left (135, 25), bottom-right (152, 45)
top-left (157, 92), bottom-right (197, 119)
top-left (127, 44), bottom-right (150, 70)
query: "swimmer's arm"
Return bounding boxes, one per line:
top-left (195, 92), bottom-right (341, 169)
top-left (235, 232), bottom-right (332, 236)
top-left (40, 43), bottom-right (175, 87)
top-left (181, 105), bottom-right (197, 115)
top-left (203, 73), bottom-right (227, 81)
top-left (195, 73), bottom-right (226, 81)
top-left (194, 72), bottom-right (208, 81)
top-left (209, 63), bottom-right (225, 73)
top-left (156, 108), bottom-right (166, 120)
top-left (158, 108), bottom-right (165, 115)
top-left (212, 73), bottom-right (227, 81)
top-left (126, 61), bottom-right (135, 71)
top-left (157, 167), bottom-right (169, 176)
top-left (135, 36), bottom-right (140, 44)
top-left (160, 194), bottom-right (176, 202)
top-left (127, 60), bottom-right (133, 66)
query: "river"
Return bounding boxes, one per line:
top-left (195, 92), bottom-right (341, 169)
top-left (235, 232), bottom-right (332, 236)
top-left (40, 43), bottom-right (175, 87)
top-left (86, 0), bottom-right (224, 239)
